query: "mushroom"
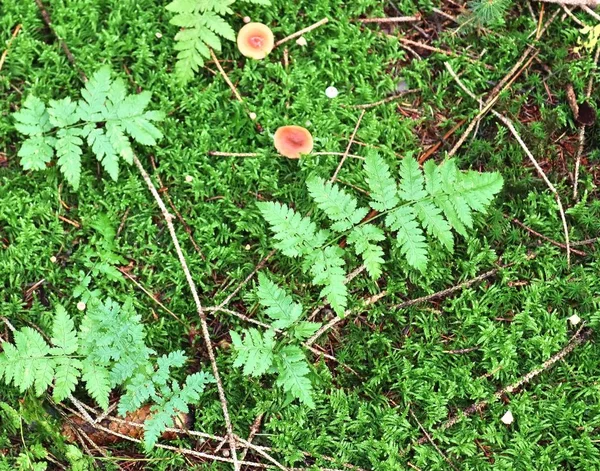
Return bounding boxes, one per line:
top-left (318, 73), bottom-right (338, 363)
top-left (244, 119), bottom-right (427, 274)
top-left (237, 22), bottom-right (274, 60)
top-left (273, 125), bottom-right (314, 159)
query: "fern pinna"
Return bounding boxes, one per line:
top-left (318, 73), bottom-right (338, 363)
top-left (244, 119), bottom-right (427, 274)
top-left (13, 66), bottom-right (164, 189)
top-left (166, 0), bottom-right (271, 84)
top-left (0, 297), bottom-right (212, 449)
top-left (230, 273), bottom-right (321, 407)
top-left (259, 153), bottom-right (503, 316)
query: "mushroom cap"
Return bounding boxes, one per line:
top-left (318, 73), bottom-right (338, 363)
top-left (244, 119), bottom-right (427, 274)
top-left (237, 22), bottom-right (274, 60)
top-left (274, 126), bottom-right (314, 159)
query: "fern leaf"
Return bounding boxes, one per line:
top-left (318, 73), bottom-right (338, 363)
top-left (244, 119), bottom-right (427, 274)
top-left (347, 225), bottom-right (385, 279)
top-left (415, 201), bottom-right (454, 251)
top-left (81, 361), bottom-right (111, 410)
top-left (55, 128), bottom-right (84, 189)
top-left (290, 322), bottom-right (321, 341)
top-left (307, 177), bottom-right (368, 232)
top-left (231, 329), bottom-right (276, 377)
top-left (119, 371), bottom-right (156, 416)
top-left (0, 328), bottom-right (53, 395)
top-left (52, 358), bottom-right (82, 402)
top-left (105, 122), bottom-right (134, 164)
top-left (275, 345), bottom-right (314, 408)
top-left (258, 201), bottom-right (328, 257)
top-left (18, 136), bottom-right (55, 171)
top-left (398, 156), bottom-right (427, 201)
top-left (78, 66), bottom-right (111, 122)
top-left (460, 171), bottom-right (504, 213)
top-left (386, 206), bottom-right (428, 272)
top-left (86, 127), bottom-right (119, 180)
top-left (423, 160), bottom-right (443, 196)
top-left (307, 246), bottom-right (347, 316)
top-left (256, 273), bottom-right (303, 329)
top-left (50, 305), bottom-right (78, 355)
top-left (364, 152), bottom-right (399, 211)
top-left (13, 95), bottom-right (53, 136)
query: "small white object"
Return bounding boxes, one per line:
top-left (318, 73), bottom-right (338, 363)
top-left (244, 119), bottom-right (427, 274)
top-left (50, 256), bottom-right (57, 263)
top-left (249, 112), bottom-right (257, 120)
top-left (568, 314), bottom-right (581, 326)
top-left (296, 36), bottom-right (308, 46)
top-left (325, 86), bottom-right (339, 99)
top-left (185, 175), bottom-right (193, 183)
top-left (305, 120), bottom-right (312, 127)
top-left (76, 302), bottom-right (86, 311)
top-left (243, 16), bottom-right (251, 24)
top-left (155, 32), bottom-right (162, 39)
top-left (245, 244), bottom-right (251, 250)
top-left (500, 410), bottom-right (514, 425)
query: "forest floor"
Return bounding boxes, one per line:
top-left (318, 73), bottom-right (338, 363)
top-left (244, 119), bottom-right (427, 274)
top-left (1, 0), bottom-right (600, 470)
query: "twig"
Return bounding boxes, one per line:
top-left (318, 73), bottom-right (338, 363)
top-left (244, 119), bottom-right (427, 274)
top-left (537, 0), bottom-right (598, 5)
top-left (415, 325), bottom-right (592, 444)
top-left (132, 154), bottom-right (241, 471)
top-left (210, 151), bottom-right (260, 157)
top-left (210, 48), bottom-right (245, 104)
top-left (352, 89), bottom-right (417, 109)
top-left (355, 16), bottom-right (420, 23)
top-left (409, 409), bottom-right (459, 471)
top-left (33, 0), bottom-right (87, 81)
top-left (0, 24), bottom-right (22, 73)
top-left (418, 119), bottom-right (467, 163)
top-left (330, 110), bottom-right (366, 182)
top-left (570, 237), bottom-right (598, 246)
top-left (511, 218), bottom-right (587, 256)
top-left (393, 37), bottom-right (494, 69)
top-left (240, 413), bottom-right (264, 461)
top-left (444, 62), bottom-right (572, 267)
top-left (582, 4), bottom-right (600, 21)
top-left (275, 18), bottom-right (329, 47)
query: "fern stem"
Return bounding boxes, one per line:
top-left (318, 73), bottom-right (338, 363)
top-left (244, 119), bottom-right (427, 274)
top-left (132, 154), bottom-right (241, 471)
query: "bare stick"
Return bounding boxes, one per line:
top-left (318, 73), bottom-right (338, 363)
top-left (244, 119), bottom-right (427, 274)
top-left (210, 48), bottom-right (245, 105)
top-left (210, 151), bottom-right (260, 157)
top-left (0, 24), bottom-right (22, 73)
top-left (444, 62), bottom-right (572, 267)
top-left (416, 325), bottom-right (591, 444)
top-left (355, 16), bottom-right (420, 23)
top-left (314, 152), bottom-right (365, 160)
top-left (409, 409), bottom-right (459, 471)
top-left (330, 110), bottom-right (366, 182)
top-left (240, 413), bottom-right (264, 460)
top-left (537, 0), bottom-right (598, 5)
top-left (132, 154), bottom-right (241, 471)
top-left (352, 89), bottom-right (417, 109)
top-left (275, 18), bottom-right (329, 47)
top-left (511, 218), bottom-right (587, 256)
top-left (582, 4), bottom-right (600, 20)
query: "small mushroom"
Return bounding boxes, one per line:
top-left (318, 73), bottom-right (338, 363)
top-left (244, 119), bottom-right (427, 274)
top-left (273, 125), bottom-right (314, 159)
top-left (237, 22), bottom-right (274, 60)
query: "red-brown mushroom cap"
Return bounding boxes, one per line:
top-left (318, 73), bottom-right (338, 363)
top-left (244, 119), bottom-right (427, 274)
top-left (273, 126), bottom-right (314, 159)
top-left (237, 23), bottom-right (274, 60)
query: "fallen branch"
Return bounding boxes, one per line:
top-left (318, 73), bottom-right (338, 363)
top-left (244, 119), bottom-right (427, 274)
top-left (275, 18), bottom-right (329, 47)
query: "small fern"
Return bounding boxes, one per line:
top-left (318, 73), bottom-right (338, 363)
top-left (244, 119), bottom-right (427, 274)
top-left (259, 152), bottom-right (503, 315)
top-left (230, 273), bottom-right (320, 407)
top-left (166, 0), bottom-right (271, 84)
top-left (0, 295), bottom-right (212, 448)
top-left (13, 66), bottom-right (164, 189)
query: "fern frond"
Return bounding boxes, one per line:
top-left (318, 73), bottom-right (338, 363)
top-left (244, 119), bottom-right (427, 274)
top-left (415, 201), bottom-right (454, 252)
top-left (256, 273), bottom-right (303, 329)
top-left (13, 95), bottom-right (53, 136)
top-left (306, 246), bottom-right (347, 316)
top-left (386, 206), bottom-right (428, 272)
top-left (364, 152), bottom-right (399, 211)
top-left (231, 329), bottom-right (276, 377)
top-left (460, 170), bottom-right (504, 213)
top-left (307, 176), bottom-right (368, 232)
top-left (78, 66), bottom-right (112, 122)
top-left (347, 225), bottom-right (385, 279)
top-left (55, 128), bottom-right (84, 189)
top-left (258, 201), bottom-right (328, 257)
top-left (398, 156), bottom-right (427, 201)
top-left (81, 361), bottom-right (111, 410)
top-left (275, 345), bottom-right (314, 408)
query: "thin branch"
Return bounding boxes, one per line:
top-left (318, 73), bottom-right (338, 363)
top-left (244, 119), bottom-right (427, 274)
top-left (275, 18), bottom-right (329, 47)
top-left (416, 325), bottom-right (592, 444)
top-left (409, 409), bottom-right (460, 471)
top-left (511, 218), bottom-right (587, 256)
top-left (0, 24), bottom-right (22, 73)
top-left (355, 16), bottom-right (420, 23)
top-left (132, 154), bottom-right (241, 471)
top-left (537, 0), bottom-right (598, 5)
top-left (352, 89), bottom-right (417, 109)
top-left (330, 110), bottom-right (366, 182)
top-left (444, 62), bottom-right (572, 267)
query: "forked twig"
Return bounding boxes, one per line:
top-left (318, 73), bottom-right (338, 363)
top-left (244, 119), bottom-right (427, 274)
top-left (444, 62), bottom-right (572, 267)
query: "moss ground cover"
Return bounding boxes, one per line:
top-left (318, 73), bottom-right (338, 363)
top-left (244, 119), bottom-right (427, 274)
top-left (1, 0), bottom-right (600, 469)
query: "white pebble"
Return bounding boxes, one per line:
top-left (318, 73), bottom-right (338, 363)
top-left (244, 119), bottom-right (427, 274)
top-left (500, 410), bottom-right (514, 425)
top-left (568, 314), bottom-right (581, 326)
top-left (296, 36), bottom-right (308, 47)
top-left (305, 120), bottom-right (312, 127)
top-left (155, 32), bottom-right (162, 39)
top-left (325, 86), bottom-right (339, 99)
top-left (243, 16), bottom-right (251, 24)
top-left (76, 302), bottom-right (86, 311)
top-left (50, 256), bottom-right (57, 263)
top-left (185, 175), bottom-right (193, 183)
top-left (249, 112), bottom-right (257, 120)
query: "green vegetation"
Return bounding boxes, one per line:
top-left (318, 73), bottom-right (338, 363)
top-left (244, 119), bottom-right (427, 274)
top-left (1, 0), bottom-right (600, 469)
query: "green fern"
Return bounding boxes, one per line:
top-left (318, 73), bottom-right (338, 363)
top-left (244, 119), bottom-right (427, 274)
top-left (230, 274), bottom-right (320, 406)
top-left (166, 0), bottom-right (271, 84)
top-left (260, 153), bottom-right (503, 312)
top-left (0, 295), bottom-right (212, 449)
top-left (13, 66), bottom-right (164, 189)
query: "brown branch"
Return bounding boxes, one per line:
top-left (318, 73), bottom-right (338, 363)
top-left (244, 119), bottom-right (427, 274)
top-left (274, 18), bottom-right (329, 47)
top-left (352, 89), bottom-right (418, 110)
top-left (0, 24), bottom-right (22, 73)
top-left (355, 16), bottom-right (421, 23)
top-left (511, 218), bottom-right (587, 256)
top-left (409, 409), bottom-right (459, 471)
top-left (330, 110), bottom-right (366, 182)
top-left (132, 154), bottom-right (241, 471)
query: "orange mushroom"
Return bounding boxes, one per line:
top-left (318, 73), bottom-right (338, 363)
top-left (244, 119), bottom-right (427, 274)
top-left (273, 126), bottom-right (314, 159)
top-left (237, 22), bottom-right (274, 60)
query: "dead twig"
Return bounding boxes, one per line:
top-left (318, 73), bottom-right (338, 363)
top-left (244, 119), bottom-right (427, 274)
top-left (511, 218), bottom-right (587, 256)
top-left (352, 89), bottom-right (417, 110)
top-left (330, 110), bottom-right (366, 182)
top-left (275, 18), bottom-right (329, 47)
top-left (0, 24), bottom-right (22, 73)
top-left (409, 409), bottom-right (460, 471)
top-left (355, 16), bottom-right (420, 23)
